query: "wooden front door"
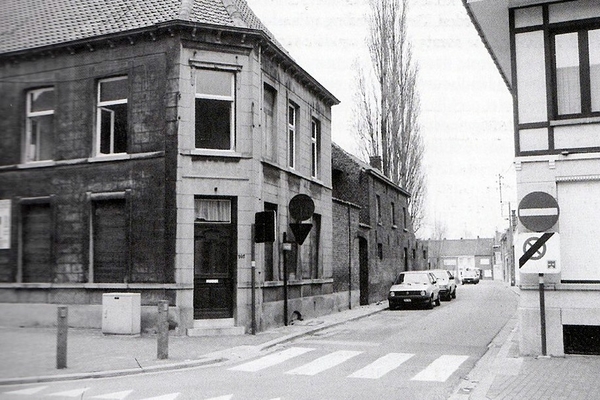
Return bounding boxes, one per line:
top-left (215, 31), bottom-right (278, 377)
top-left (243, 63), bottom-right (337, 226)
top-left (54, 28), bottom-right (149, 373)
top-left (193, 224), bottom-right (235, 319)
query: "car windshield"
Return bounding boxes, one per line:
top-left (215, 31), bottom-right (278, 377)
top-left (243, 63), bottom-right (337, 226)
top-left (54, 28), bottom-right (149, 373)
top-left (431, 271), bottom-right (447, 280)
top-left (395, 273), bottom-right (429, 284)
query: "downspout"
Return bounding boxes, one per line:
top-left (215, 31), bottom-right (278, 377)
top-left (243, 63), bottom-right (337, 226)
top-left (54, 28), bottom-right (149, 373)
top-left (348, 204), bottom-right (352, 310)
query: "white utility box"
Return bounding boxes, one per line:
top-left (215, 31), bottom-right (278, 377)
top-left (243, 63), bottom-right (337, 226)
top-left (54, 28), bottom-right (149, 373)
top-left (102, 293), bottom-right (141, 335)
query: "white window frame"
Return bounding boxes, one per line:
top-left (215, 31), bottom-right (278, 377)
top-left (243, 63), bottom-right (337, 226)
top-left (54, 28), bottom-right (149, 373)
top-left (96, 76), bottom-right (128, 156)
top-left (288, 103), bottom-right (297, 169)
top-left (194, 69), bottom-right (236, 151)
top-left (311, 118), bottom-right (321, 178)
top-left (24, 87), bottom-right (54, 163)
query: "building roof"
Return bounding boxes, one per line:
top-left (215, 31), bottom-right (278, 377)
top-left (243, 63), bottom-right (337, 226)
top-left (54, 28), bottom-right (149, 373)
top-left (0, 0), bottom-right (278, 54)
top-left (426, 237), bottom-right (495, 258)
top-left (0, 0), bottom-right (339, 105)
top-left (332, 143), bottom-right (411, 198)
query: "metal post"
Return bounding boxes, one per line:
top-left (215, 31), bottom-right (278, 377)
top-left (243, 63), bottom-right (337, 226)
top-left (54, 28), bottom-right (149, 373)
top-left (539, 273), bottom-right (547, 356)
top-left (56, 306), bottom-right (68, 369)
top-left (251, 224), bottom-right (256, 335)
top-left (283, 232), bottom-right (289, 326)
top-left (157, 300), bottom-right (169, 360)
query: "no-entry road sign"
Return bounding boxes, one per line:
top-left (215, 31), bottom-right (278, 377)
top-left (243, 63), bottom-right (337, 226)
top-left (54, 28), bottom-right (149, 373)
top-left (518, 191), bottom-right (559, 232)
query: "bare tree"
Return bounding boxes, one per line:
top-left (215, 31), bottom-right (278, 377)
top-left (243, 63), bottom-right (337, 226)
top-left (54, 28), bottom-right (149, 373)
top-left (354, 0), bottom-right (426, 233)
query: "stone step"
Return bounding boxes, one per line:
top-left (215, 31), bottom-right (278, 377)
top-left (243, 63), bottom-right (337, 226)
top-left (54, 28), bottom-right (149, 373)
top-left (187, 325), bottom-right (245, 337)
top-left (187, 318), bottom-right (245, 336)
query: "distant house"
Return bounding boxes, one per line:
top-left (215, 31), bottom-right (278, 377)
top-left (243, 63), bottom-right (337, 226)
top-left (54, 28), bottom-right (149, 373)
top-left (425, 238), bottom-right (496, 281)
top-left (331, 144), bottom-right (421, 306)
top-left (0, 0), bottom-right (339, 334)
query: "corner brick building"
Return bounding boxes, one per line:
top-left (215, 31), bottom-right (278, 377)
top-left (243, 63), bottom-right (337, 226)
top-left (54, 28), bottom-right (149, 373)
top-left (0, 0), bottom-right (339, 334)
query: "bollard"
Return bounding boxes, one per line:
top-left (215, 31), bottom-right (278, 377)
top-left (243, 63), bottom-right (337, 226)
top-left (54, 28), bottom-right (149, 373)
top-left (56, 306), bottom-right (68, 369)
top-left (157, 300), bottom-right (169, 360)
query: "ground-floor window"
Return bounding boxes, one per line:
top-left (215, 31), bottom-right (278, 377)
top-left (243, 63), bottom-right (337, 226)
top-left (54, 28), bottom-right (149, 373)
top-left (21, 202), bottom-right (53, 282)
top-left (91, 198), bottom-right (129, 283)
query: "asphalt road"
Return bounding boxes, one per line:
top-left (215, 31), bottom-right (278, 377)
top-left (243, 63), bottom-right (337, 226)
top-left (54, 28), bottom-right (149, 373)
top-left (0, 280), bottom-right (518, 400)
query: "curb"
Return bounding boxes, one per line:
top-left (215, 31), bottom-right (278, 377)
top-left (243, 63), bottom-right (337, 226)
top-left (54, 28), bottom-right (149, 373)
top-left (0, 305), bottom-right (387, 386)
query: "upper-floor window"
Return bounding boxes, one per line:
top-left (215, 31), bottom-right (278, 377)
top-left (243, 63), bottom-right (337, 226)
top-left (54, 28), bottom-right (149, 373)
top-left (376, 194), bottom-right (382, 225)
top-left (195, 69), bottom-right (235, 150)
top-left (311, 118), bottom-right (321, 178)
top-left (391, 201), bottom-right (396, 226)
top-left (97, 76), bottom-right (128, 155)
top-left (553, 28), bottom-right (600, 117)
top-left (288, 102), bottom-right (298, 168)
top-left (263, 84), bottom-right (277, 161)
top-left (24, 88), bottom-right (54, 162)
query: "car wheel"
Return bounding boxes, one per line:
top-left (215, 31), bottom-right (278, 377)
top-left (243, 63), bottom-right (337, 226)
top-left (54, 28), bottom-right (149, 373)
top-left (435, 295), bottom-right (441, 306)
top-left (446, 292), bottom-right (452, 301)
top-left (426, 295), bottom-right (434, 309)
top-left (452, 289), bottom-right (457, 299)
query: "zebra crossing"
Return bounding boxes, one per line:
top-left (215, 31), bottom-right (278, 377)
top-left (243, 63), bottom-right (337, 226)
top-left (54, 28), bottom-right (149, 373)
top-left (228, 346), bottom-right (469, 382)
top-left (0, 386), bottom-right (180, 399)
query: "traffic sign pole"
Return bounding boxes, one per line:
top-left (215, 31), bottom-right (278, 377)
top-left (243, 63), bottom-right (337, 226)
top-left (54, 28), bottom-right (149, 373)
top-left (539, 273), bottom-right (547, 356)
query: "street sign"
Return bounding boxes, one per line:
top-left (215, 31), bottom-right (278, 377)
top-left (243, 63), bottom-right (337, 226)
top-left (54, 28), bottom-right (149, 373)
top-left (289, 223), bottom-right (312, 245)
top-left (516, 233), bottom-right (560, 274)
top-left (518, 191), bottom-right (559, 232)
top-left (289, 194), bottom-right (314, 222)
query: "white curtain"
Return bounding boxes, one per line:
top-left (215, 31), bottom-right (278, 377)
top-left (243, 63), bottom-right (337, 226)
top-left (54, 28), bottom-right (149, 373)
top-left (195, 199), bottom-right (231, 222)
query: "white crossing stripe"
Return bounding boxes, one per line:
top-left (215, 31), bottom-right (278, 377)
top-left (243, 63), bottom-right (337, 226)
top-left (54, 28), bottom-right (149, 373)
top-left (138, 394), bottom-right (180, 400)
top-left (285, 350), bottom-right (362, 376)
top-left (203, 396), bottom-right (232, 400)
top-left (229, 347), bottom-right (314, 372)
top-left (348, 353), bottom-right (414, 379)
top-left (4, 386), bottom-right (48, 395)
top-left (91, 390), bottom-right (134, 399)
top-left (411, 355), bottom-right (469, 382)
top-left (47, 388), bottom-right (90, 397)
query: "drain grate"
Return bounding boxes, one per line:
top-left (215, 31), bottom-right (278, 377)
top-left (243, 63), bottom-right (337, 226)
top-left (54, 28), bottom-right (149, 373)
top-left (563, 325), bottom-right (600, 355)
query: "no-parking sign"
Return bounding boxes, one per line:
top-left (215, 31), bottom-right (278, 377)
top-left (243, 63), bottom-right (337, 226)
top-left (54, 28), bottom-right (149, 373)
top-left (516, 233), bottom-right (560, 274)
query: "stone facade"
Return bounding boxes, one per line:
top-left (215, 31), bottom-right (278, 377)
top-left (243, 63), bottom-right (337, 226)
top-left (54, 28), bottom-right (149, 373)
top-left (0, 0), bottom-right (338, 334)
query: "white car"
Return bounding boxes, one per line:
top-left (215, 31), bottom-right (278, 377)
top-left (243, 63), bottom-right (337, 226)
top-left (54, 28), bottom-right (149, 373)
top-left (388, 271), bottom-right (441, 310)
top-left (430, 269), bottom-right (457, 301)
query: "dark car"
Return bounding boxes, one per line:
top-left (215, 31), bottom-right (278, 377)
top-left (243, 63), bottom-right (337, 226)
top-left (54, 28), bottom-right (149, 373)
top-left (388, 271), bottom-right (441, 310)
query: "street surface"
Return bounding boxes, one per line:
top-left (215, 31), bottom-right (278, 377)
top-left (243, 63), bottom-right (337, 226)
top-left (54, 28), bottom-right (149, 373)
top-left (0, 280), bottom-right (517, 400)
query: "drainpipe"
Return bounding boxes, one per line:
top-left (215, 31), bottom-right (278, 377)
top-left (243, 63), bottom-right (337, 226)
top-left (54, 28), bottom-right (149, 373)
top-left (348, 205), bottom-right (352, 310)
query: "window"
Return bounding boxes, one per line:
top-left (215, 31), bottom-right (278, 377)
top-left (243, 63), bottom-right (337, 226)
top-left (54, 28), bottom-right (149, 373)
top-left (301, 213), bottom-right (321, 279)
top-left (24, 88), bottom-right (54, 162)
top-left (311, 118), bottom-right (321, 178)
top-left (376, 195), bottom-right (382, 225)
top-left (263, 84), bottom-right (277, 161)
top-left (21, 202), bottom-right (53, 282)
top-left (403, 207), bottom-right (407, 229)
top-left (97, 76), bottom-right (128, 155)
top-left (92, 198), bottom-right (129, 283)
top-left (195, 69), bottom-right (235, 150)
top-left (553, 28), bottom-right (600, 117)
top-left (288, 103), bottom-right (298, 168)
top-left (391, 202), bottom-right (396, 226)
top-left (194, 199), bottom-right (231, 223)
top-left (263, 202), bottom-right (278, 281)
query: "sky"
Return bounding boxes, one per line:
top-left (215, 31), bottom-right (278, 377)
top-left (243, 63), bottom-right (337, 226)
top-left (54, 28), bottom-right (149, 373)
top-left (245, 0), bottom-right (517, 240)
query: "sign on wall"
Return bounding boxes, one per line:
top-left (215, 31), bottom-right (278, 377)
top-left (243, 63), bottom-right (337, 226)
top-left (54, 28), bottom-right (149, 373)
top-left (0, 200), bottom-right (10, 249)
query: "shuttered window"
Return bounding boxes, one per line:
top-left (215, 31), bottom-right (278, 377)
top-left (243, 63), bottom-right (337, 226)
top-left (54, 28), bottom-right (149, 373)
top-left (21, 203), bottom-right (53, 282)
top-left (92, 199), bottom-right (129, 283)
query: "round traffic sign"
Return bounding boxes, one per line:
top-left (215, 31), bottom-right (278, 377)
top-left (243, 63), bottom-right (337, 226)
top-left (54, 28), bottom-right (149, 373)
top-left (518, 191), bottom-right (559, 232)
top-left (289, 194), bottom-right (315, 221)
top-left (523, 236), bottom-right (547, 260)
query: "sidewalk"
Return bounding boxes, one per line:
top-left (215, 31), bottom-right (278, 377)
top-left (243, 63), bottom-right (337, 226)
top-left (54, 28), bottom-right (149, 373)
top-left (0, 302), bottom-right (388, 386)
top-left (450, 311), bottom-right (600, 399)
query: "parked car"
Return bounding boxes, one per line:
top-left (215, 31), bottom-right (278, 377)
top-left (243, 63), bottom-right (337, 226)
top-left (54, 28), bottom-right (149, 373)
top-left (430, 269), bottom-right (456, 300)
top-left (461, 267), bottom-right (480, 284)
top-left (388, 271), bottom-right (441, 310)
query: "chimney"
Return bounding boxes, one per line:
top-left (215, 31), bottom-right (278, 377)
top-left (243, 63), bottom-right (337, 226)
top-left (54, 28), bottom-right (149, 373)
top-left (369, 155), bottom-right (382, 171)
